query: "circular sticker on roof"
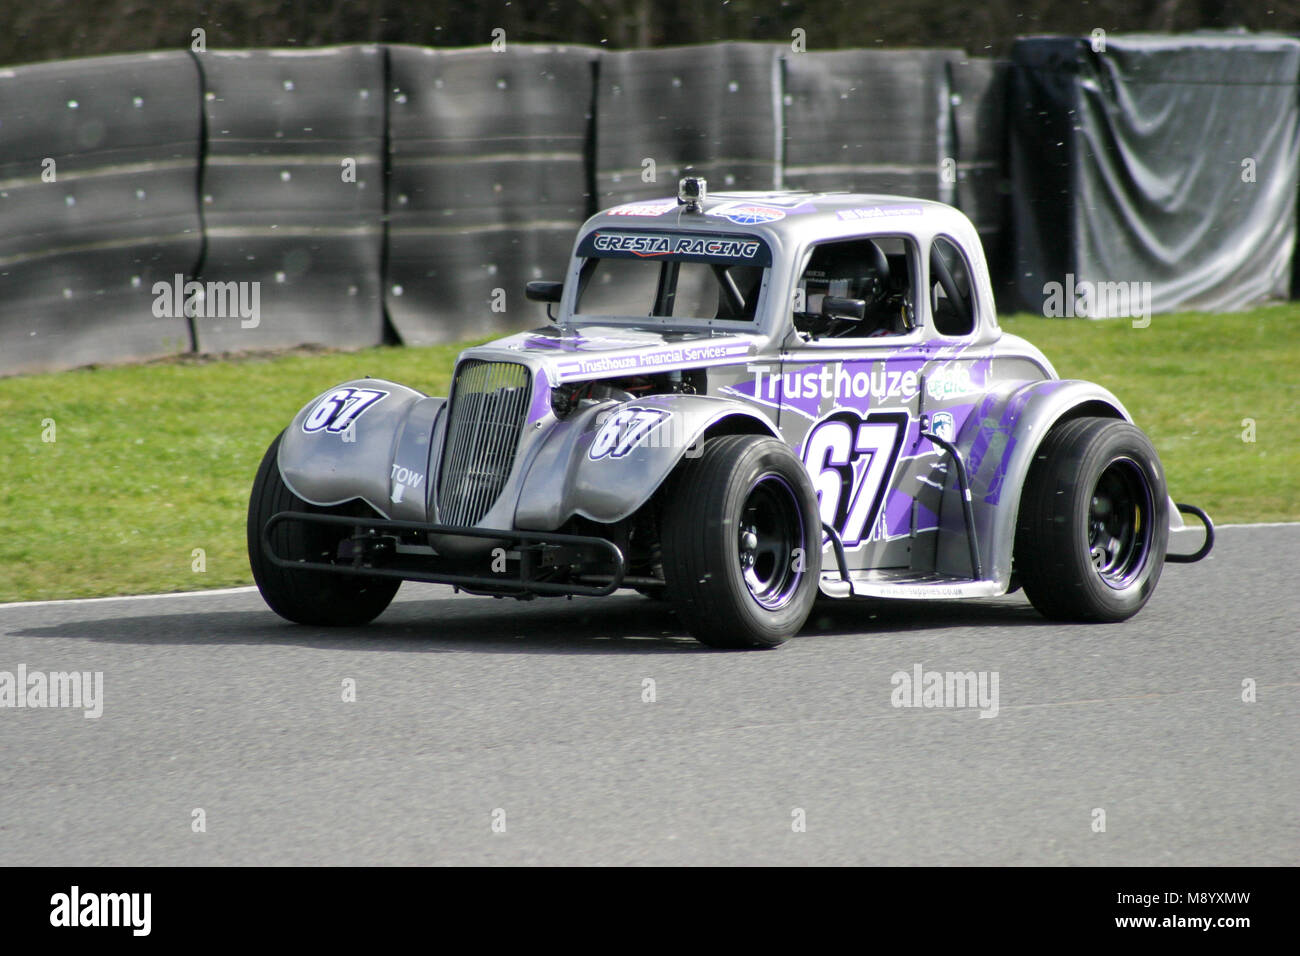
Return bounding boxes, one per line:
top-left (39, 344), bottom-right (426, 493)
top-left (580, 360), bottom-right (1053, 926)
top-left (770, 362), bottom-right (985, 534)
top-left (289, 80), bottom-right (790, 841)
top-left (706, 202), bottom-right (786, 225)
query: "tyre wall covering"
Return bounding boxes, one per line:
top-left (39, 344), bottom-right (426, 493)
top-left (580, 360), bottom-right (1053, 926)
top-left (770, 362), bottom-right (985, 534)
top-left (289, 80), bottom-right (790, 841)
top-left (384, 44), bottom-right (597, 345)
top-left (193, 45), bottom-right (386, 353)
top-left (949, 56), bottom-right (1010, 287)
top-left (1009, 34), bottom-right (1300, 315)
top-left (593, 43), bottom-right (782, 209)
top-left (0, 52), bottom-right (202, 374)
top-left (782, 49), bottom-right (961, 203)
top-left (4, 37), bottom-right (1298, 376)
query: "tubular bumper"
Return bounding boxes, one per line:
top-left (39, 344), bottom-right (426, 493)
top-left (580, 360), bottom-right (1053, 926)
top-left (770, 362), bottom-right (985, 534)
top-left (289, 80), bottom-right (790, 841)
top-left (262, 511), bottom-right (627, 597)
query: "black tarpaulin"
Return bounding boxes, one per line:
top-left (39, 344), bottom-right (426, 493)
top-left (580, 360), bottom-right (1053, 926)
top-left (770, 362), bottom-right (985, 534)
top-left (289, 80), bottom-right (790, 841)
top-left (1009, 34), bottom-right (1300, 316)
top-left (950, 57), bottom-right (1010, 277)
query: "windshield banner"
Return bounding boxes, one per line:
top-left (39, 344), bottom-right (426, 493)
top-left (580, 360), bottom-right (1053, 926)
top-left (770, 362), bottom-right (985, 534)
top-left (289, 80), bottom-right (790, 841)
top-left (579, 230), bottom-right (772, 266)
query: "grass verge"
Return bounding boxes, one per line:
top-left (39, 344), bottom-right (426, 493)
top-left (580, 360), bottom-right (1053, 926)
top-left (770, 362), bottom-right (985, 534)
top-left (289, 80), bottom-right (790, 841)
top-left (2, 308), bottom-right (1295, 603)
top-left (999, 307), bottom-right (1297, 526)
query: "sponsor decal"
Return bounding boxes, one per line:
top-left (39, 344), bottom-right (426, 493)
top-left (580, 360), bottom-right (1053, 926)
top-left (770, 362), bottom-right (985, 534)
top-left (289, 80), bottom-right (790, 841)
top-left (929, 411), bottom-right (955, 444)
top-left (556, 341), bottom-right (751, 380)
top-left (925, 365), bottom-right (978, 401)
top-left (589, 231), bottom-right (765, 261)
top-left (706, 201), bottom-right (786, 225)
top-left (835, 205), bottom-right (925, 221)
top-left (302, 386), bottom-right (388, 434)
top-left (607, 198), bottom-right (678, 217)
top-left (714, 195), bottom-right (818, 213)
top-left (751, 363), bottom-right (920, 403)
top-left (589, 407), bottom-right (672, 460)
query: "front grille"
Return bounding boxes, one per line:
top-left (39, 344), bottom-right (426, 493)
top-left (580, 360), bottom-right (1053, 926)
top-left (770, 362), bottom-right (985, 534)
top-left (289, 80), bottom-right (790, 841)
top-left (438, 360), bottom-right (531, 527)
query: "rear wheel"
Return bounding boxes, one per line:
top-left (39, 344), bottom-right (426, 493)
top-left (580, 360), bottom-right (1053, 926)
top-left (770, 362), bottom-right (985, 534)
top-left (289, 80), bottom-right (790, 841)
top-left (1014, 417), bottom-right (1168, 622)
top-left (247, 432), bottom-right (400, 625)
top-left (661, 435), bottom-right (821, 648)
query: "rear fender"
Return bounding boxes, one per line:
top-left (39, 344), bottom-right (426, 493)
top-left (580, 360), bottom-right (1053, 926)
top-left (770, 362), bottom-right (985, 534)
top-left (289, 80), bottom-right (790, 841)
top-left (277, 378), bottom-right (445, 522)
top-left (937, 379), bottom-right (1152, 586)
top-left (514, 394), bottom-right (778, 529)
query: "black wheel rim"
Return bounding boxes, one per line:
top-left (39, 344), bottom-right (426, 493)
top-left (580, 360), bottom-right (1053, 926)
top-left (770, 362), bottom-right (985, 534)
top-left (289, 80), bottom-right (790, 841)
top-left (737, 473), bottom-right (805, 610)
top-left (1088, 457), bottom-right (1154, 590)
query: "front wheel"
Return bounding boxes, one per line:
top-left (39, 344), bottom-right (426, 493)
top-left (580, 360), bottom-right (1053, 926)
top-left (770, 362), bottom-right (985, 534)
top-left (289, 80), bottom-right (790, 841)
top-left (1014, 417), bottom-right (1168, 622)
top-left (661, 435), bottom-right (822, 648)
top-left (247, 431), bottom-right (400, 626)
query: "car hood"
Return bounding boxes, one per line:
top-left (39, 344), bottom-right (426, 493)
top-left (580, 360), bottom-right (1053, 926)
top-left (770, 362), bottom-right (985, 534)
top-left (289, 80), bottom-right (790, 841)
top-left (476, 324), bottom-right (763, 383)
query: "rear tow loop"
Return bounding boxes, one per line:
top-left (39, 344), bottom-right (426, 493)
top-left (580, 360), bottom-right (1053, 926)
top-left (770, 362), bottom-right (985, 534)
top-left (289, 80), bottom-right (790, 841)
top-left (1167, 503), bottom-right (1214, 563)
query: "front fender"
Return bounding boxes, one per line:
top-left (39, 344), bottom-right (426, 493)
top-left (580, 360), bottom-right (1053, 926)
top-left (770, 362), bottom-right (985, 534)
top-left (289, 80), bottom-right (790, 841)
top-left (514, 394), bottom-right (779, 529)
top-left (277, 378), bottom-right (445, 522)
top-left (937, 378), bottom-right (1136, 586)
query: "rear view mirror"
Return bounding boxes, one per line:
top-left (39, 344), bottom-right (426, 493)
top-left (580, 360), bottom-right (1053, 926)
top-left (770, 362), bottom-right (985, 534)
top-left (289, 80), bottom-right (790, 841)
top-left (525, 281), bottom-right (564, 304)
top-left (821, 296), bottom-right (866, 321)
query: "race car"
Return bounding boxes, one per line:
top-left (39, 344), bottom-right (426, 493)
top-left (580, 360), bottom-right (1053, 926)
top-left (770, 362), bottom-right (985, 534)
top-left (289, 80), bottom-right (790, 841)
top-left (247, 178), bottom-right (1213, 648)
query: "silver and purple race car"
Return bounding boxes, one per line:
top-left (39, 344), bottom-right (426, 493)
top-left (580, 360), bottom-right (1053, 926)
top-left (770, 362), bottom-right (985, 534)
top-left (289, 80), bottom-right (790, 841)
top-left (247, 178), bottom-right (1213, 648)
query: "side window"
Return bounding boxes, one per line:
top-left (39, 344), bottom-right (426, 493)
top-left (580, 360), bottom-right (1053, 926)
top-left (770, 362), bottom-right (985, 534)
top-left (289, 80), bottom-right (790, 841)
top-left (792, 236), bottom-right (916, 339)
top-left (929, 237), bottom-right (975, 336)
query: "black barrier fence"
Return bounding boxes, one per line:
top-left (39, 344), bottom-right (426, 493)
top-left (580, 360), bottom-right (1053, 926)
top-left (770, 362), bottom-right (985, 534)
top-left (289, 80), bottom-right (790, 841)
top-left (783, 49), bottom-right (959, 200)
top-left (385, 44), bottom-right (597, 345)
top-left (193, 45), bottom-right (388, 354)
top-left (1, 36), bottom-right (1298, 376)
top-left (594, 43), bottom-right (783, 207)
top-left (949, 56), bottom-right (1010, 287)
top-left (0, 51), bottom-right (201, 374)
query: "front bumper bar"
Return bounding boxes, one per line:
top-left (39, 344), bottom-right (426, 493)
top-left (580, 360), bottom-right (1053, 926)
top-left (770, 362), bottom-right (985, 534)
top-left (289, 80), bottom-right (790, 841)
top-left (262, 511), bottom-right (627, 597)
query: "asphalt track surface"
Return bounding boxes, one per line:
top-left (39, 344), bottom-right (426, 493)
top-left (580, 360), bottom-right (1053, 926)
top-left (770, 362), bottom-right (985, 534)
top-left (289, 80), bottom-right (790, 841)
top-left (1, 525), bottom-right (1295, 866)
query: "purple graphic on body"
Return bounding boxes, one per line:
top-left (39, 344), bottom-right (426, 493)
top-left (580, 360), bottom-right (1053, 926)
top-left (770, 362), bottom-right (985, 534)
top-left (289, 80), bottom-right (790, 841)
top-left (882, 487), bottom-right (941, 538)
top-left (527, 366), bottom-right (552, 424)
top-left (522, 334), bottom-right (590, 352)
top-left (966, 382), bottom-right (1063, 504)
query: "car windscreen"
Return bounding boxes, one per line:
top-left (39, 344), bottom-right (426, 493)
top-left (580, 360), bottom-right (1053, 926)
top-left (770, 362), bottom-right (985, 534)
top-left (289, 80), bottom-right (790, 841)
top-left (574, 230), bottom-right (771, 322)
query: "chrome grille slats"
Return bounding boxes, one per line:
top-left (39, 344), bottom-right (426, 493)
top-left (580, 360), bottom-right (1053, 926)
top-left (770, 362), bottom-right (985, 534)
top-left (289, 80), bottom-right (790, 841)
top-left (438, 360), bottom-right (530, 527)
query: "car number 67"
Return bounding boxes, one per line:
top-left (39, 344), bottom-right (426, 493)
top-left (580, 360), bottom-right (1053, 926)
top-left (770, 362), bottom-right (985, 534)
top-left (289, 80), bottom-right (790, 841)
top-left (589, 407), bottom-right (672, 460)
top-left (802, 411), bottom-right (907, 547)
top-left (302, 387), bottom-right (388, 434)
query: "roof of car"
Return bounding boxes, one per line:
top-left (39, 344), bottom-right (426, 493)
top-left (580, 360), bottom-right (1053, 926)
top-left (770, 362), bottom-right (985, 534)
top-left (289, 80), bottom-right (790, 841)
top-left (585, 190), bottom-right (972, 246)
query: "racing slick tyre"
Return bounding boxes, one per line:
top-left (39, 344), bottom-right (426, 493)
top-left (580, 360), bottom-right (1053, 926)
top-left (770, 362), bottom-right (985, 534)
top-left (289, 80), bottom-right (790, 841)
top-left (1014, 416), bottom-right (1168, 623)
top-left (247, 432), bottom-right (400, 626)
top-left (661, 435), bottom-right (822, 648)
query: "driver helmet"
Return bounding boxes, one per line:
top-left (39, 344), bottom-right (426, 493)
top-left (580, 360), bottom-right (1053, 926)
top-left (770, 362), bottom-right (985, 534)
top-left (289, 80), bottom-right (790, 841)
top-left (799, 239), bottom-right (890, 313)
